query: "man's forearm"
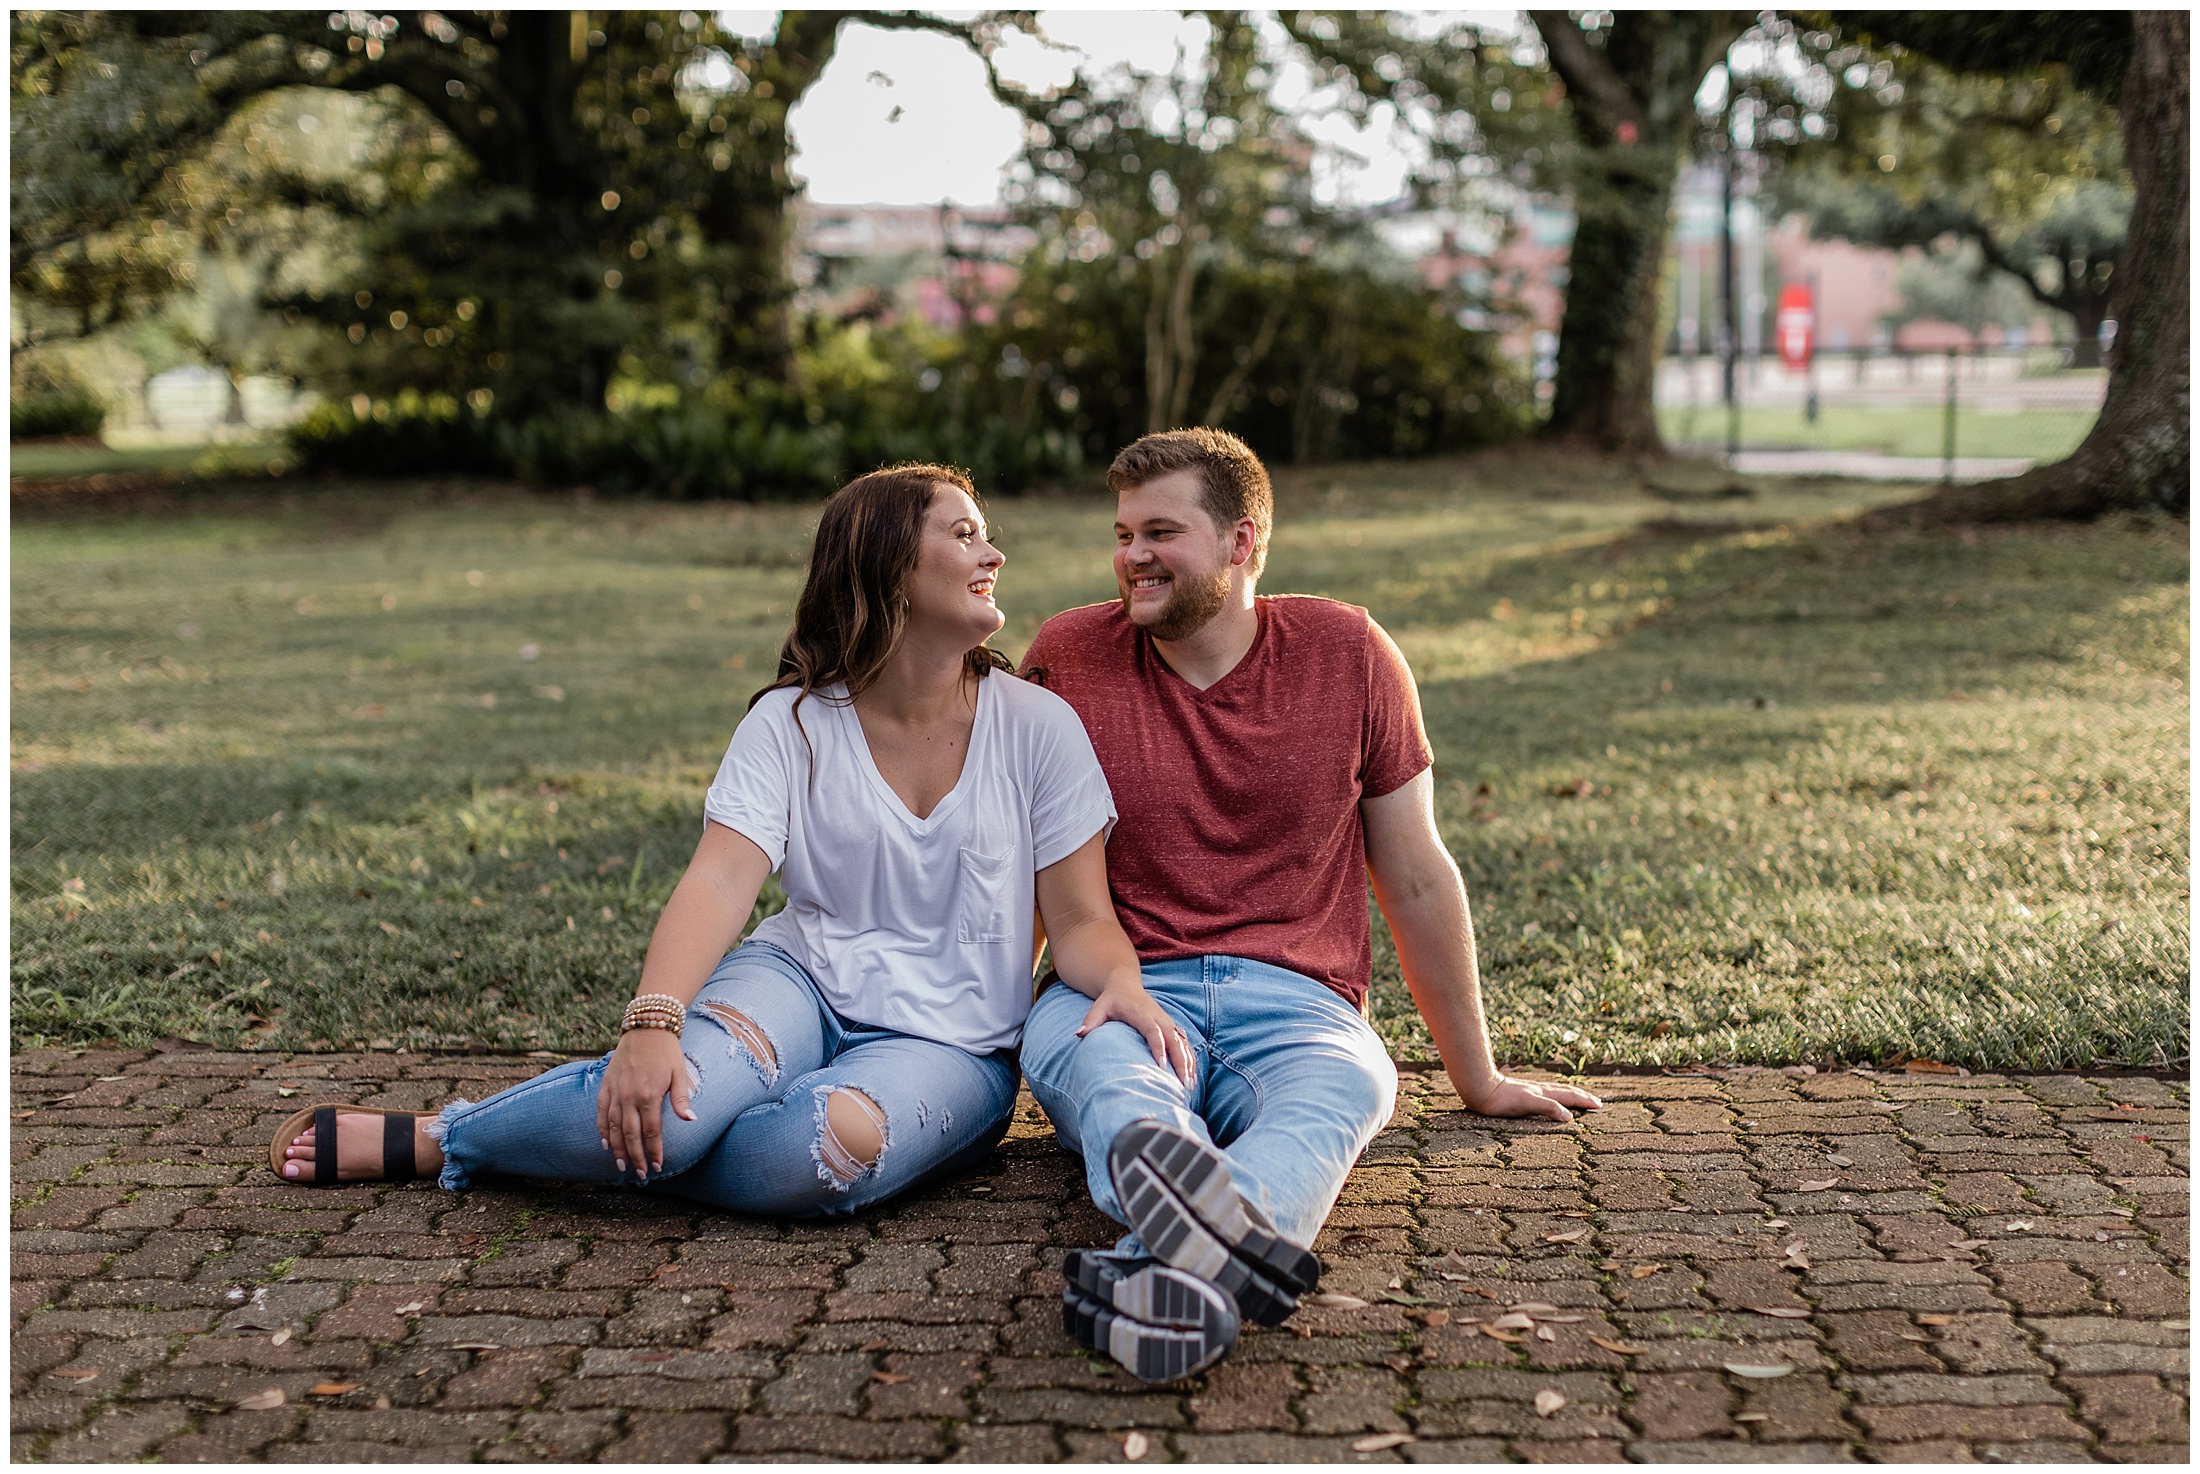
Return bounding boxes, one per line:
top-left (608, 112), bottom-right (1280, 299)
top-left (1376, 867), bottom-right (1505, 1101)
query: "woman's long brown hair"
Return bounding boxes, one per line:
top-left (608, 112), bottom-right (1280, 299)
top-left (749, 464), bottom-right (1012, 723)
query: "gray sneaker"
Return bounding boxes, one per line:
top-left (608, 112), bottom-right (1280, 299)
top-left (1107, 1120), bottom-right (1323, 1301)
top-left (1061, 1267), bottom-right (1237, 1384)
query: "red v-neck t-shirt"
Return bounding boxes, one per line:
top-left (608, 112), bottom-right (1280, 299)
top-left (1020, 594), bottom-right (1432, 1009)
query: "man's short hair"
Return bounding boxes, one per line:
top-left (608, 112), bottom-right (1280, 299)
top-left (1107, 427), bottom-right (1274, 576)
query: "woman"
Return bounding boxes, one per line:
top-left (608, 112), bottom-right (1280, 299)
top-left (270, 465), bottom-right (1193, 1219)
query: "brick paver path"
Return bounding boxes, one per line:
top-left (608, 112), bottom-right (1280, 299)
top-left (10, 1048), bottom-right (2188, 1463)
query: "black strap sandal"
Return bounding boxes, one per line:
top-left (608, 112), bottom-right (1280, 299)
top-left (269, 1104), bottom-right (421, 1185)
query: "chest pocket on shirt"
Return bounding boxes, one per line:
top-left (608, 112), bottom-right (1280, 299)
top-left (956, 848), bottom-right (1017, 944)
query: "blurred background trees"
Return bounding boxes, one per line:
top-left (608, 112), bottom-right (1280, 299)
top-left (10, 8), bottom-right (2184, 515)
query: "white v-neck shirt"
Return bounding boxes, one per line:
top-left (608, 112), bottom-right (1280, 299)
top-left (704, 672), bottom-right (1115, 1053)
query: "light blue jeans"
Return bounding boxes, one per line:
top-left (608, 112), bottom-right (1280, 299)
top-left (433, 941), bottom-right (1019, 1217)
top-left (1020, 955), bottom-right (1398, 1252)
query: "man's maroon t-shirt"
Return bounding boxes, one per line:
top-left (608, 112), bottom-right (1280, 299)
top-left (1020, 594), bottom-right (1433, 1009)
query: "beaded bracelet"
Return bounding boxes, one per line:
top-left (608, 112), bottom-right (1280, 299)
top-left (620, 993), bottom-right (689, 1037)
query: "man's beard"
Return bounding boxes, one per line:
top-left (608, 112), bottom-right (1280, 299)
top-left (1120, 562), bottom-right (1232, 642)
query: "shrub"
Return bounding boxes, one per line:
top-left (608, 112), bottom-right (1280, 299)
top-left (11, 361), bottom-right (107, 441)
top-left (288, 391), bottom-right (502, 477)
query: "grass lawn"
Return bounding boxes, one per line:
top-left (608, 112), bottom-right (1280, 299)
top-left (11, 453), bottom-right (2188, 1069)
top-left (1659, 404), bottom-right (2099, 462)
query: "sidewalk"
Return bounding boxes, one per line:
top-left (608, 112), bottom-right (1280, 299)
top-left (10, 1048), bottom-right (2188, 1463)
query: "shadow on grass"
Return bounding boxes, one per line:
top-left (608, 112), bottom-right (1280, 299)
top-left (1364, 513), bottom-right (2189, 1071)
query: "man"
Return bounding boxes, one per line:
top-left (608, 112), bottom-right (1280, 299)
top-left (1019, 427), bottom-right (1603, 1383)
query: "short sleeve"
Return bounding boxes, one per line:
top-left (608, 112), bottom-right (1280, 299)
top-left (1016, 621), bottom-right (1059, 686)
top-left (702, 696), bottom-right (800, 869)
top-left (1361, 617), bottom-right (1433, 798)
top-left (1023, 688), bottom-right (1118, 871)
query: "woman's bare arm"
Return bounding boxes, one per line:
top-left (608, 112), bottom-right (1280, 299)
top-left (598, 823), bottom-right (773, 1179)
top-left (1035, 833), bottom-right (1192, 1084)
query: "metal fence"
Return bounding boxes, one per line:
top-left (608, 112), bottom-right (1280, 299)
top-left (1657, 348), bottom-right (2107, 483)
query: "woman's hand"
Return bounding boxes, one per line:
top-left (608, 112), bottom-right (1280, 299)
top-left (1460, 1074), bottom-right (1603, 1124)
top-left (1076, 978), bottom-right (1195, 1086)
top-left (596, 1028), bottom-right (695, 1180)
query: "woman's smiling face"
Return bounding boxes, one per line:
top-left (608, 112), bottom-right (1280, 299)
top-left (903, 485), bottom-right (1006, 649)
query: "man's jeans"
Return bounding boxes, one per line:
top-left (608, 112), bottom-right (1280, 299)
top-left (1021, 955), bottom-right (1398, 1251)
top-left (433, 941), bottom-right (1018, 1216)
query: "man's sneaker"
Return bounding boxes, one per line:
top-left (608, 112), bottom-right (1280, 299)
top-left (1061, 1272), bottom-right (1237, 1384)
top-left (1108, 1120), bottom-right (1323, 1299)
top-left (1066, 1246), bottom-right (1298, 1330)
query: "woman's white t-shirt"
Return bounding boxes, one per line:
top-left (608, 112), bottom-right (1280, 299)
top-left (704, 671), bottom-right (1115, 1054)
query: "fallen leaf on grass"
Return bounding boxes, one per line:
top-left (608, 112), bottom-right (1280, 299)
top-left (1543, 1228), bottom-right (1590, 1243)
top-left (269, 1328), bottom-right (291, 1346)
top-left (1725, 1363), bottom-right (1794, 1378)
top-left (1751, 1307), bottom-right (1812, 1319)
top-left (234, 1388), bottom-right (286, 1411)
top-left (1797, 1179), bottom-right (1839, 1193)
top-left (1481, 1324), bottom-right (1524, 1344)
top-left (1308, 1292), bottom-right (1369, 1308)
top-left (871, 1372), bottom-right (910, 1385)
top-left (1916, 1315), bottom-right (1954, 1327)
top-left (309, 1381), bottom-right (359, 1396)
top-left (48, 1369), bottom-right (100, 1382)
top-left (1534, 1325), bottom-right (1557, 1342)
top-left (1904, 1059), bottom-right (1968, 1075)
top-left (1533, 1389), bottom-right (1568, 1417)
top-left (1629, 1264), bottom-right (1665, 1279)
top-left (1588, 1336), bottom-right (1645, 1355)
top-left (1121, 1430), bottom-right (1149, 1461)
top-left (1352, 1433), bottom-right (1417, 1452)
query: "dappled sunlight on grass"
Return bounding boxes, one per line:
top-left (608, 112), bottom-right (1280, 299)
top-left (11, 464), bottom-right (2188, 1067)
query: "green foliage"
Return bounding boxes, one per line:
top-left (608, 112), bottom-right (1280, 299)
top-left (1779, 26), bottom-right (2131, 354)
top-left (949, 252), bottom-right (1530, 471)
top-left (10, 385), bottom-right (106, 440)
top-left (288, 391), bottom-right (500, 478)
top-left (10, 468), bottom-right (2185, 1065)
top-left (10, 359), bottom-right (106, 438)
top-left (1886, 240), bottom-right (2045, 337)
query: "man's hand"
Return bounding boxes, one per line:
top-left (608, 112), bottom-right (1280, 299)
top-left (1460, 1075), bottom-right (1603, 1123)
top-left (1076, 978), bottom-right (1196, 1086)
top-left (596, 1028), bottom-right (695, 1180)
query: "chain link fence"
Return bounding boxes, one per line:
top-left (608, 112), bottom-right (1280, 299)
top-left (1657, 348), bottom-right (2107, 482)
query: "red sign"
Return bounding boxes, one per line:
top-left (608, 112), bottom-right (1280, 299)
top-left (1776, 283), bottom-right (1814, 369)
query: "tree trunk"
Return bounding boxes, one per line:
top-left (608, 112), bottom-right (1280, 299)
top-left (1871, 11), bottom-right (2187, 522)
top-left (1529, 11), bottom-right (1751, 454)
top-left (1544, 168), bottom-right (1677, 449)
